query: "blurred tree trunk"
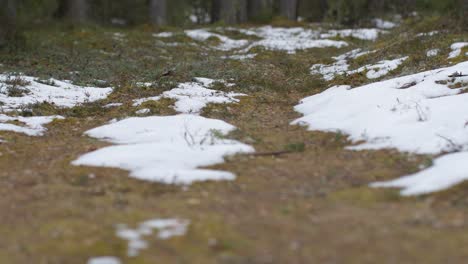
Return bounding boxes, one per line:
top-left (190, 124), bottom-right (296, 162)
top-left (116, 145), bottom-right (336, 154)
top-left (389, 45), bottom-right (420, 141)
top-left (461, 0), bottom-right (468, 27)
top-left (211, 0), bottom-right (247, 24)
top-left (298, 0), bottom-right (328, 22)
top-left (248, 0), bottom-right (273, 21)
top-left (279, 0), bottom-right (298, 20)
top-left (55, 0), bottom-right (89, 23)
top-left (0, 0), bottom-right (17, 47)
top-left (149, 0), bottom-right (167, 26)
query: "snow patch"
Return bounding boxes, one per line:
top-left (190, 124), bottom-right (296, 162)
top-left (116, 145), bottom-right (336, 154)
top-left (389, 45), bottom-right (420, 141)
top-left (349, 57), bottom-right (408, 79)
top-left (321, 28), bottom-right (385, 41)
top-left (73, 115), bottom-right (254, 184)
top-left (371, 152), bottom-right (468, 196)
top-left (135, 108), bottom-right (150, 115)
top-left (222, 53), bottom-right (257, 60)
top-left (373, 18), bottom-right (397, 29)
top-left (87, 257), bottom-right (121, 264)
top-left (133, 78), bottom-right (245, 114)
top-left (153, 32), bottom-right (174, 38)
top-left (426, 49), bottom-right (440, 57)
top-left (240, 26), bottom-right (348, 54)
top-left (295, 61), bottom-right (468, 195)
top-left (0, 114), bottom-right (64, 136)
top-left (185, 29), bottom-right (248, 51)
top-left (116, 218), bottom-right (189, 257)
top-left (448, 42), bottom-right (468, 59)
top-left (311, 50), bottom-right (405, 81)
top-left (104, 103), bottom-right (122, 108)
top-left (0, 74), bottom-right (112, 112)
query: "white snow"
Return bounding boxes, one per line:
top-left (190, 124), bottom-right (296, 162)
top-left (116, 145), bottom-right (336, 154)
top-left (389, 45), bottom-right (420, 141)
top-left (87, 257), bottom-right (121, 264)
top-left (373, 19), bottom-right (397, 29)
top-left (0, 74), bottom-right (112, 112)
top-left (426, 49), bottom-right (440, 57)
top-left (135, 108), bottom-right (150, 115)
top-left (294, 61), bottom-right (468, 195)
top-left (0, 114), bottom-right (64, 136)
top-left (240, 26), bottom-right (348, 54)
top-left (311, 49), bottom-right (378, 80)
top-left (448, 42), bottom-right (468, 59)
top-left (153, 32), bottom-right (174, 38)
top-left (371, 152), bottom-right (468, 196)
top-left (222, 53), bottom-right (257, 60)
top-left (311, 50), bottom-right (406, 81)
top-left (185, 29), bottom-right (248, 51)
top-left (116, 218), bottom-right (189, 257)
top-left (349, 56), bottom-right (408, 79)
top-left (416, 31), bottom-right (439, 37)
top-left (73, 115), bottom-right (254, 184)
top-left (320, 28), bottom-right (385, 41)
top-left (133, 78), bottom-right (245, 114)
top-left (104, 103), bottom-right (123, 108)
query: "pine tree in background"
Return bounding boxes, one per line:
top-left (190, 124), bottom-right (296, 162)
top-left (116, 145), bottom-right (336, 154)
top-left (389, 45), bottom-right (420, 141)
top-left (149, 0), bottom-right (167, 26)
top-left (211, 0), bottom-right (248, 24)
top-left (248, 0), bottom-right (274, 22)
top-left (279, 0), bottom-right (298, 20)
top-left (0, 0), bottom-right (17, 47)
top-left (55, 0), bottom-right (88, 23)
top-left (298, 0), bottom-right (328, 22)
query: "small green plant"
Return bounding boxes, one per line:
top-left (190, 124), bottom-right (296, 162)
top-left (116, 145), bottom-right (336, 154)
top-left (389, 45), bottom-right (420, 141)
top-left (284, 142), bottom-right (306, 153)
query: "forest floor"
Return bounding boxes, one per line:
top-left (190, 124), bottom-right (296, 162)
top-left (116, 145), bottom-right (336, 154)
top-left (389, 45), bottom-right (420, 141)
top-left (1, 16), bottom-right (468, 264)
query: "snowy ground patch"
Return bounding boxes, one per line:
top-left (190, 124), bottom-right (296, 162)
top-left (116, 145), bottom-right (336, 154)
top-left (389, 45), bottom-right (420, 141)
top-left (239, 26), bottom-right (348, 54)
top-left (349, 56), bottom-right (408, 79)
top-left (116, 218), bottom-right (189, 257)
top-left (427, 49), bottom-right (440, 57)
top-left (73, 115), bottom-right (254, 184)
top-left (185, 29), bottom-right (248, 51)
top-left (87, 257), bottom-right (121, 264)
top-left (372, 18), bottom-right (397, 29)
top-left (153, 32), bottom-right (174, 38)
top-left (311, 49), bottom-right (405, 80)
top-left (0, 74), bottom-right (112, 112)
top-left (295, 61), bottom-right (468, 195)
top-left (310, 49), bottom-right (377, 81)
top-left (320, 28), bottom-right (385, 41)
top-left (0, 114), bottom-right (63, 136)
top-left (371, 152), bottom-right (468, 196)
top-left (448, 42), bottom-right (468, 59)
top-left (133, 78), bottom-right (244, 114)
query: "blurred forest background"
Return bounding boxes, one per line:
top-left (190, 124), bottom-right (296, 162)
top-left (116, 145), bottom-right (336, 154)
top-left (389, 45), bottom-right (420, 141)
top-left (0, 0), bottom-right (467, 48)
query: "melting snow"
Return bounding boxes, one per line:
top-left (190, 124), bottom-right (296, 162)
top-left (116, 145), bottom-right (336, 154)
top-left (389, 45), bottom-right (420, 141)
top-left (73, 115), bottom-right (254, 184)
top-left (320, 28), bottom-right (385, 41)
top-left (135, 108), bottom-right (150, 115)
top-left (153, 32), bottom-right (174, 38)
top-left (448, 42), bottom-right (468, 59)
top-left (0, 74), bottom-right (112, 112)
top-left (0, 114), bottom-right (63, 136)
top-left (87, 257), bottom-right (121, 264)
top-left (426, 49), bottom-right (440, 57)
top-left (133, 78), bottom-right (244, 114)
top-left (349, 56), bottom-right (408, 79)
top-left (372, 18), bottom-right (397, 29)
top-left (371, 152), bottom-right (468, 196)
top-left (185, 29), bottom-right (248, 51)
top-left (311, 50), bottom-right (405, 80)
top-left (182, 26), bottom-right (388, 54)
top-left (239, 26), bottom-right (348, 54)
top-left (416, 31), bottom-right (439, 37)
top-left (104, 103), bottom-right (123, 108)
top-left (116, 218), bottom-right (189, 257)
top-left (294, 61), bottom-right (468, 195)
